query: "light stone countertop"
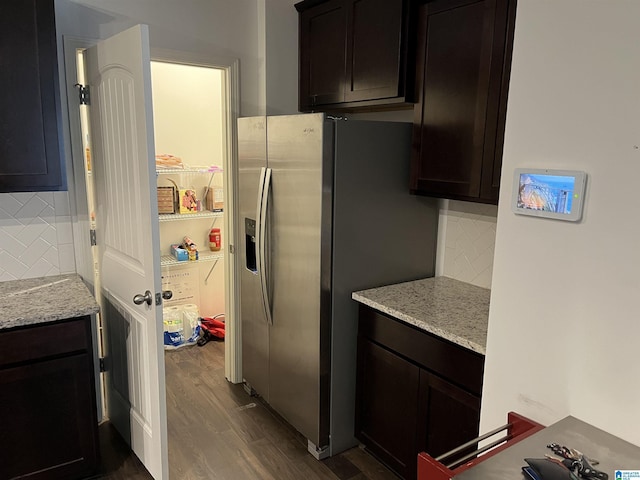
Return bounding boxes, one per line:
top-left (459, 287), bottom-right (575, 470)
top-left (0, 274), bottom-right (100, 330)
top-left (352, 276), bottom-right (490, 355)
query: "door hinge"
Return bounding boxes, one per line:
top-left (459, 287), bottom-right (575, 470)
top-left (99, 357), bottom-right (106, 372)
top-left (90, 229), bottom-right (97, 246)
top-left (229, 244), bottom-right (235, 254)
top-left (75, 83), bottom-right (90, 105)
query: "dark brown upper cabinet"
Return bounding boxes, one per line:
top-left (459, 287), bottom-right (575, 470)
top-left (0, 0), bottom-right (66, 192)
top-left (296, 0), bottom-right (418, 112)
top-left (410, 0), bottom-right (516, 204)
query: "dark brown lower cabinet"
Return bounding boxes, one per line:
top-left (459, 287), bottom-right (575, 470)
top-left (355, 305), bottom-right (483, 480)
top-left (357, 338), bottom-right (421, 479)
top-left (0, 317), bottom-right (99, 480)
top-left (417, 369), bottom-right (481, 460)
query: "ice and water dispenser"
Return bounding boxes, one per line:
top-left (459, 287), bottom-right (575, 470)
top-left (245, 218), bottom-right (257, 273)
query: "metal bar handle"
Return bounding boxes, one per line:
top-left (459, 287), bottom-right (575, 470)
top-left (258, 167), bottom-right (273, 325)
top-left (446, 434), bottom-right (511, 470)
top-left (435, 422), bottom-right (511, 463)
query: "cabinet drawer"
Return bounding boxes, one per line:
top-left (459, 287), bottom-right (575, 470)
top-left (358, 305), bottom-right (484, 396)
top-left (0, 316), bottom-right (91, 367)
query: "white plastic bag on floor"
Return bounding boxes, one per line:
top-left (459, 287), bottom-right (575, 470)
top-left (182, 304), bottom-right (200, 345)
top-left (163, 306), bottom-right (185, 349)
top-left (163, 304), bottom-right (201, 349)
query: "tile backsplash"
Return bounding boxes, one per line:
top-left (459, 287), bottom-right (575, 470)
top-left (1, 192), bottom-right (497, 287)
top-left (0, 192), bottom-right (76, 281)
top-left (436, 200), bottom-right (497, 289)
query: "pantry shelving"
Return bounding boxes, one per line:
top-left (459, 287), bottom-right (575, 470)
top-left (159, 211), bottom-right (223, 222)
top-left (156, 168), bottom-right (220, 175)
top-left (160, 250), bottom-right (224, 267)
top-left (157, 166), bottom-right (224, 270)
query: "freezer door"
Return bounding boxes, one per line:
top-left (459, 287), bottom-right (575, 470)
top-left (238, 116), bottom-right (270, 400)
top-left (266, 113), bottom-right (332, 448)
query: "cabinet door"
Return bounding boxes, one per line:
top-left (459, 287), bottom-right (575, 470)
top-left (0, 0), bottom-right (64, 192)
top-left (411, 0), bottom-right (512, 203)
top-left (417, 368), bottom-right (481, 460)
top-left (0, 353), bottom-right (99, 479)
top-left (480, 0), bottom-right (515, 201)
top-left (355, 337), bottom-right (420, 479)
top-left (344, 0), bottom-right (408, 103)
top-left (298, 0), bottom-right (347, 110)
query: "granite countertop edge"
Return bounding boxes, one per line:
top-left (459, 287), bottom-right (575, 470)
top-left (0, 274), bottom-right (100, 331)
top-left (352, 276), bottom-right (490, 355)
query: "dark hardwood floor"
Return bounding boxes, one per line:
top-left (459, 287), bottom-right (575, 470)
top-left (93, 340), bottom-right (398, 479)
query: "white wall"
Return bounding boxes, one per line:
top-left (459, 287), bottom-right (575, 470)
top-left (54, 0), bottom-right (299, 127)
top-left (151, 62), bottom-right (225, 167)
top-left (56, 0), bottom-right (263, 116)
top-left (258, 0), bottom-right (300, 115)
top-left (481, 0), bottom-right (640, 446)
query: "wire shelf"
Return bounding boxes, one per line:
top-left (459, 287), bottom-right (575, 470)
top-left (161, 251), bottom-right (224, 267)
top-left (156, 168), bottom-right (219, 175)
top-left (158, 211), bottom-right (223, 222)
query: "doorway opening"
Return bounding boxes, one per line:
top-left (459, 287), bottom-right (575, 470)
top-left (150, 58), bottom-right (238, 476)
top-left (147, 53), bottom-right (241, 386)
top-left (150, 60), bottom-right (228, 353)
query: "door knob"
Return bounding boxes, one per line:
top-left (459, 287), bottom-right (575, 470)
top-left (162, 290), bottom-right (173, 300)
top-left (133, 290), bottom-right (153, 306)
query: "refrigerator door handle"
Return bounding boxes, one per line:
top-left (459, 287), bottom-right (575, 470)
top-left (258, 167), bottom-right (273, 325)
top-left (255, 167), bottom-right (267, 239)
top-left (255, 167), bottom-right (266, 276)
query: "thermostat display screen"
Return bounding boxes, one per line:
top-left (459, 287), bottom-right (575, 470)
top-left (516, 173), bottom-right (576, 214)
top-left (511, 169), bottom-right (586, 222)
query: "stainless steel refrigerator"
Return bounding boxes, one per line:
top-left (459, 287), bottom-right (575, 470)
top-left (238, 113), bottom-right (438, 459)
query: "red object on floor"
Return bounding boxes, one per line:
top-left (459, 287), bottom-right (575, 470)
top-left (200, 315), bottom-right (225, 339)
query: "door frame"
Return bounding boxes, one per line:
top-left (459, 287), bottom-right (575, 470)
top-left (62, 35), bottom-right (104, 419)
top-left (61, 37), bottom-right (243, 420)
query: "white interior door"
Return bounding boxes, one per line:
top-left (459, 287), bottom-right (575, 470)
top-left (85, 25), bottom-right (168, 480)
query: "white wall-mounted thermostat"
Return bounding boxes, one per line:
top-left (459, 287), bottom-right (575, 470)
top-left (511, 168), bottom-right (587, 222)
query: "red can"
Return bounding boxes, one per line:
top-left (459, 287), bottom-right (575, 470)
top-left (209, 228), bottom-right (221, 251)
